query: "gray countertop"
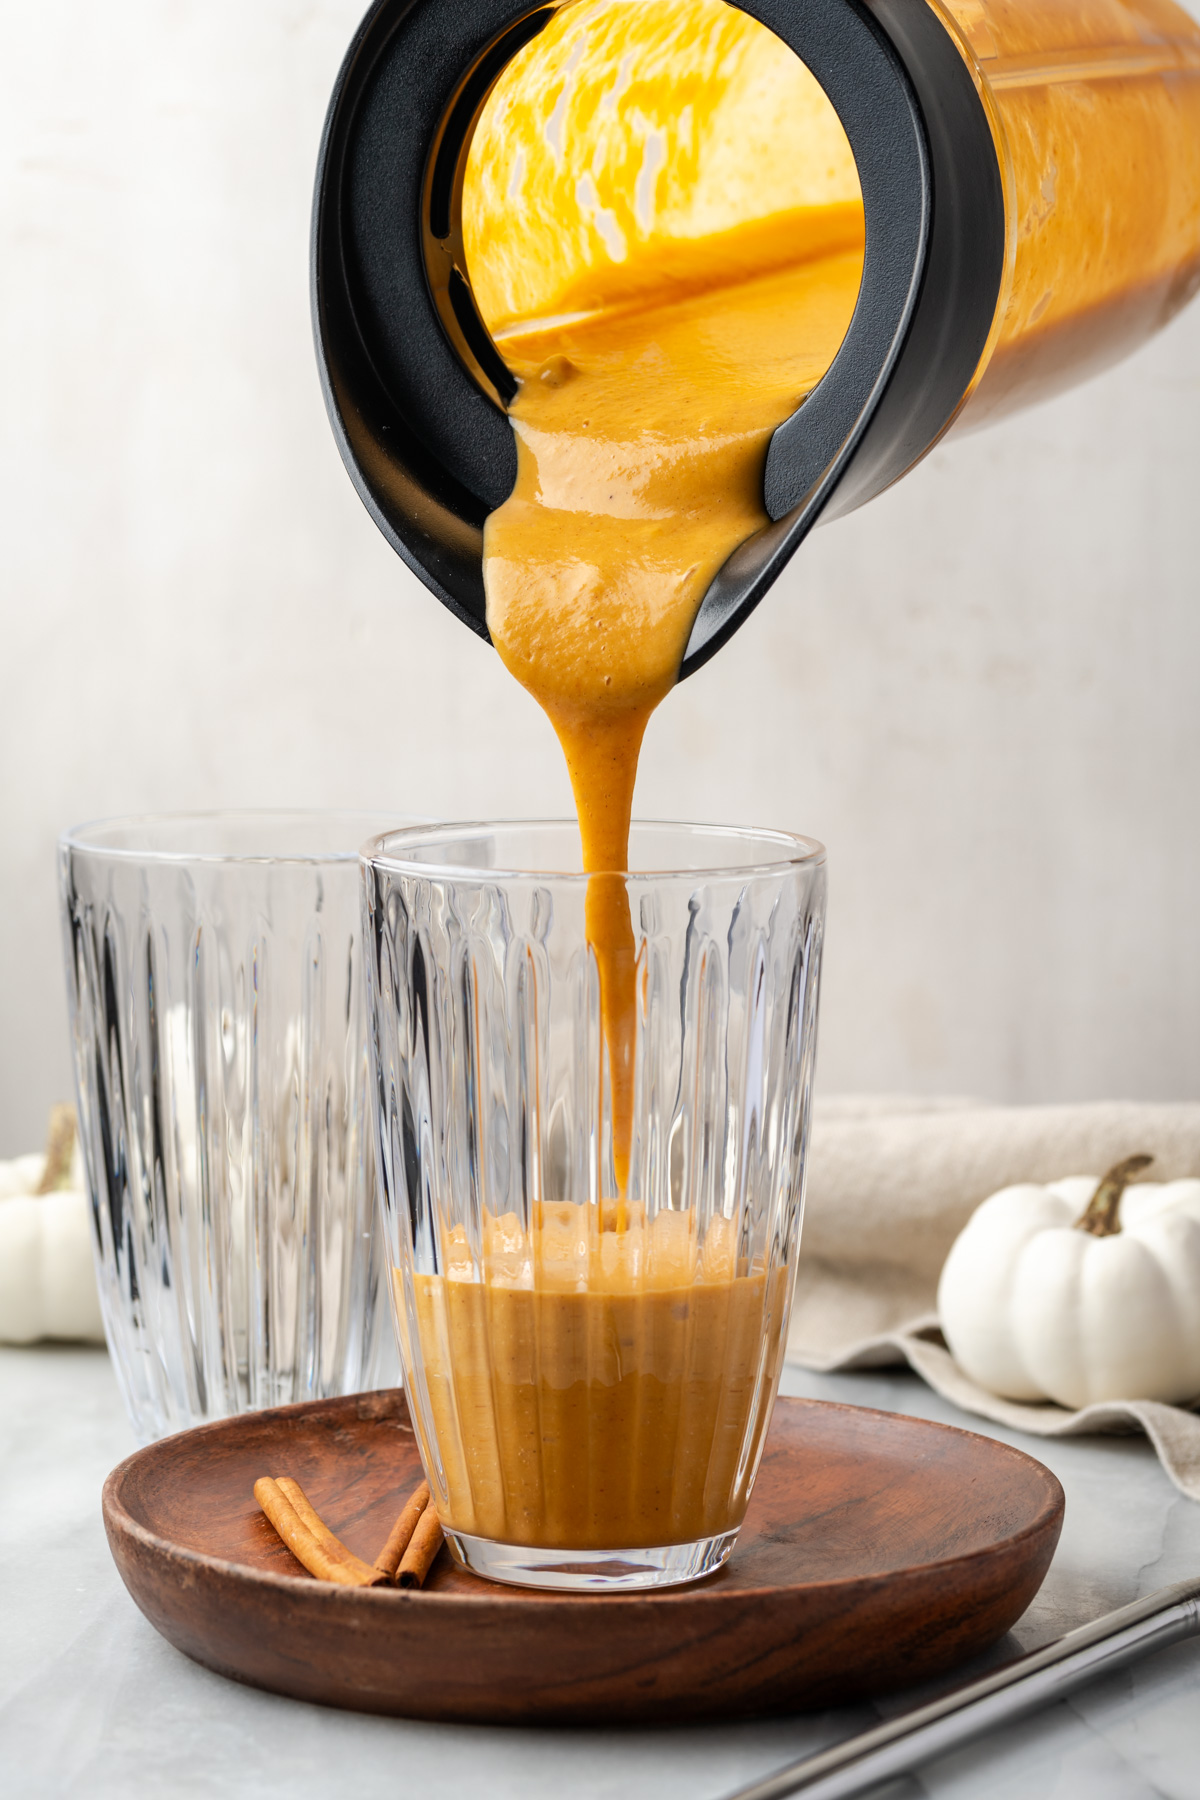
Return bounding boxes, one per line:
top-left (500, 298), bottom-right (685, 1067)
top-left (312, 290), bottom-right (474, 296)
top-left (2, 1346), bottom-right (1197, 1800)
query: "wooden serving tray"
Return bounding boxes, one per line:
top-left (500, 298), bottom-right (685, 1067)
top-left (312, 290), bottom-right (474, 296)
top-left (103, 1391), bottom-right (1063, 1724)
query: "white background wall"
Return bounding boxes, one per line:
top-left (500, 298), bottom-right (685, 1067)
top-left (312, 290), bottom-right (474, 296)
top-left (2, 0), bottom-right (1198, 1155)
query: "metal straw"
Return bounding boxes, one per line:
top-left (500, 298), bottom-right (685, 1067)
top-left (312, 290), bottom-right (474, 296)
top-left (720, 1577), bottom-right (1200, 1800)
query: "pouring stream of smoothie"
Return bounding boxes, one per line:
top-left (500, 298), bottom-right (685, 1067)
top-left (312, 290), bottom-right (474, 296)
top-left (468, 0), bottom-right (862, 1197)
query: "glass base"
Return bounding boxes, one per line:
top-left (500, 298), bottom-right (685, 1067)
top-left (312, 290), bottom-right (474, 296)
top-left (443, 1528), bottom-right (738, 1591)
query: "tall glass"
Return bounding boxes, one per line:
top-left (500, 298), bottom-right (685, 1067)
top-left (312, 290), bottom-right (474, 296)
top-left (59, 811), bottom-right (405, 1443)
top-left (362, 821), bottom-right (825, 1590)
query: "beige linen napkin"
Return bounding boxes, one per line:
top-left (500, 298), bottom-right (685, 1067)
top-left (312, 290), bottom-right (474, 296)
top-left (789, 1097), bottom-right (1200, 1500)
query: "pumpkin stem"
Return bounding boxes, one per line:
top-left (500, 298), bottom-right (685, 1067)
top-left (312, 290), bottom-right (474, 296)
top-left (1073, 1152), bottom-right (1154, 1238)
top-left (35, 1104), bottom-right (77, 1195)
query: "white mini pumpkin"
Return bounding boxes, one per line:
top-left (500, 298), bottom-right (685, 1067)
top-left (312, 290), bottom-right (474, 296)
top-left (938, 1155), bottom-right (1200, 1410)
top-left (0, 1108), bottom-right (105, 1347)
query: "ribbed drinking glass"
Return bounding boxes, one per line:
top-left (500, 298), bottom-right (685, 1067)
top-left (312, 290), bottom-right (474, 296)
top-left (59, 811), bottom-right (404, 1442)
top-left (362, 820), bottom-right (825, 1590)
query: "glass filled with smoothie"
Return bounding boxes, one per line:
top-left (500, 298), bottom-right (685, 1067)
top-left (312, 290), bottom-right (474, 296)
top-left (363, 820), bottom-right (824, 1588)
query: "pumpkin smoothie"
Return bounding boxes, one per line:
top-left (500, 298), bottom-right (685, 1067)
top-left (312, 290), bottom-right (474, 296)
top-left (405, 1206), bottom-right (789, 1548)
top-left (407, 0), bottom-right (856, 1552)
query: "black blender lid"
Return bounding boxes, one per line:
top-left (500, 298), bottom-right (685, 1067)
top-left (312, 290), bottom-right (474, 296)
top-left (312, 0), bottom-right (1004, 677)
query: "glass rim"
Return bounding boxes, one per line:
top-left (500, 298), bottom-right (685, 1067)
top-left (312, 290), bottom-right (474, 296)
top-left (361, 818), bottom-right (827, 884)
top-left (60, 808), bottom-right (419, 868)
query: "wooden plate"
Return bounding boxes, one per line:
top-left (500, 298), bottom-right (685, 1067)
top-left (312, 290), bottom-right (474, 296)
top-left (103, 1391), bottom-right (1063, 1724)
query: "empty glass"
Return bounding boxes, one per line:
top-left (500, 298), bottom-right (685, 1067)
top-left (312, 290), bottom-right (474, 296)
top-left (59, 811), bottom-right (405, 1442)
top-left (362, 820), bottom-right (826, 1589)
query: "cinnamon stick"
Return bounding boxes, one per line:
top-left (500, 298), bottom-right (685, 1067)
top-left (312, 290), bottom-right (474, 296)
top-left (372, 1480), bottom-right (430, 1583)
top-left (274, 1476), bottom-right (393, 1586)
top-left (254, 1477), bottom-right (382, 1587)
top-left (397, 1497), bottom-right (445, 1589)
